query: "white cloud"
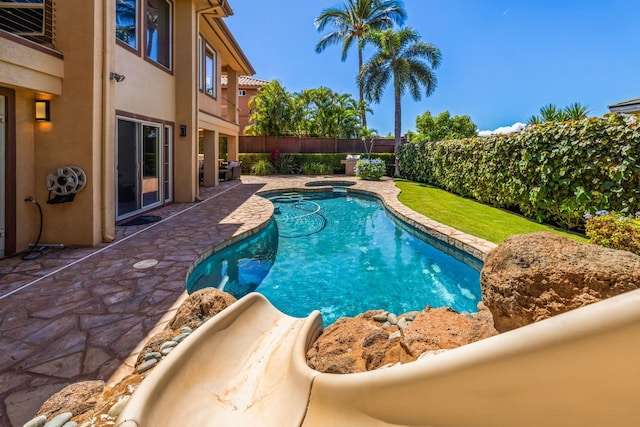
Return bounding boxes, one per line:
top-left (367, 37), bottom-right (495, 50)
top-left (478, 122), bottom-right (526, 137)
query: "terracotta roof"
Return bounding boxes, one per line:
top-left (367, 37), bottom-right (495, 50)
top-left (221, 75), bottom-right (270, 88)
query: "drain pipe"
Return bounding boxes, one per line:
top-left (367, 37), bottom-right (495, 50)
top-left (101, 0), bottom-right (115, 242)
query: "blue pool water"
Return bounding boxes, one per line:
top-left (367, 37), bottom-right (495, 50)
top-left (187, 190), bottom-right (482, 326)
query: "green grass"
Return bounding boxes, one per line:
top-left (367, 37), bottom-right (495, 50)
top-left (395, 179), bottom-right (588, 244)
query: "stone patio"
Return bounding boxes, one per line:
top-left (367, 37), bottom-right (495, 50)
top-left (0, 176), bottom-right (495, 427)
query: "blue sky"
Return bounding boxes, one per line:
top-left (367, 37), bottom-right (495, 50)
top-left (225, 1), bottom-right (640, 136)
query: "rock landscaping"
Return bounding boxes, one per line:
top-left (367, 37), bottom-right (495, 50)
top-left (481, 232), bottom-right (640, 332)
top-left (25, 233), bottom-right (640, 425)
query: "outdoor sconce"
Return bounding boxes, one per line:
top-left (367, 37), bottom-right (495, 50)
top-left (180, 125), bottom-right (187, 137)
top-left (35, 100), bottom-right (50, 121)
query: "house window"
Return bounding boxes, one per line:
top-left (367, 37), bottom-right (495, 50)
top-left (145, 0), bottom-right (171, 69)
top-left (0, 0), bottom-right (44, 36)
top-left (205, 44), bottom-right (217, 98)
top-left (238, 90), bottom-right (246, 96)
top-left (116, 0), bottom-right (138, 49)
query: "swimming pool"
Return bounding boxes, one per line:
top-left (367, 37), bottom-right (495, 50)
top-left (187, 190), bottom-right (482, 325)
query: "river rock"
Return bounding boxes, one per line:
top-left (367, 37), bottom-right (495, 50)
top-left (43, 412), bottom-right (72, 427)
top-left (167, 288), bottom-right (236, 331)
top-left (481, 232), bottom-right (640, 332)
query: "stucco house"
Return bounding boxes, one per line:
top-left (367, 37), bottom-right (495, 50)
top-left (0, 0), bottom-right (254, 257)
top-left (221, 75), bottom-right (269, 134)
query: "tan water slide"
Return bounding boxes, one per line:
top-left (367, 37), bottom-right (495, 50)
top-left (117, 289), bottom-right (640, 426)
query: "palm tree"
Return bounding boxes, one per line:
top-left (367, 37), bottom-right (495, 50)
top-left (359, 27), bottom-right (442, 176)
top-left (564, 102), bottom-right (590, 121)
top-left (314, 0), bottom-right (407, 128)
top-left (245, 81), bottom-right (295, 137)
top-left (527, 102), bottom-right (590, 124)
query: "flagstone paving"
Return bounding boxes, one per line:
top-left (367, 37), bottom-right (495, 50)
top-left (0, 176), bottom-right (495, 427)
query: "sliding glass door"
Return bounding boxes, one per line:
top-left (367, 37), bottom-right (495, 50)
top-left (117, 118), bottom-right (172, 220)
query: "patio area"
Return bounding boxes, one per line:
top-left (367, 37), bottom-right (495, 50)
top-left (0, 176), bottom-right (494, 427)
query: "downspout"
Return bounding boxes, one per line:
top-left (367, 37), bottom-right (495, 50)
top-left (101, 0), bottom-right (115, 242)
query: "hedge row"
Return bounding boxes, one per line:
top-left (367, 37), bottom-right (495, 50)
top-left (398, 114), bottom-right (640, 229)
top-left (239, 153), bottom-right (395, 175)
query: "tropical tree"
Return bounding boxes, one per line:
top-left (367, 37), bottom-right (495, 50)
top-left (292, 88), bottom-right (366, 138)
top-left (563, 102), bottom-right (591, 120)
top-left (314, 0), bottom-right (407, 127)
top-left (528, 102), bottom-right (590, 124)
top-left (408, 110), bottom-right (477, 142)
top-left (359, 27), bottom-right (442, 176)
top-left (246, 83), bottom-right (366, 138)
top-left (245, 80), bottom-right (295, 137)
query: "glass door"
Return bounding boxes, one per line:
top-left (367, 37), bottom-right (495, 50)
top-left (117, 118), bottom-right (166, 220)
top-left (142, 124), bottom-right (160, 207)
top-left (0, 95), bottom-right (5, 257)
top-left (117, 120), bottom-right (139, 218)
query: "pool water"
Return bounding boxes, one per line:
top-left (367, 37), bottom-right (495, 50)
top-left (187, 190), bottom-right (482, 326)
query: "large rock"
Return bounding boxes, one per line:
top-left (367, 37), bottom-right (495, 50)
top-left (306, 305), bottom-right (497, 373)
top-left (481, 232), bottom-right (640, 332)
top-left (167, 287), bottom-right (236, 331)
top-left (36, 380), bottom-right (104, 420)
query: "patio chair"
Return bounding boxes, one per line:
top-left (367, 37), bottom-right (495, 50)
top-left (219, 161), bottom-right (242, 181)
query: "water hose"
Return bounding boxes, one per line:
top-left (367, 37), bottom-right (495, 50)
top-left (22, 197), bottom-right (44, 260)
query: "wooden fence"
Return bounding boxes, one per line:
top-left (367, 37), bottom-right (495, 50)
top-left (239, 136), bottom-right (397, 154)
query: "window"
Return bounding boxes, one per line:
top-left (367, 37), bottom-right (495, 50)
top-left (145, 0), bottom-right (171, 69)
top-left (0, 0), bottom-right (44, 36)
top-left (205, 44), bottom-right (217, 97)
top-left (238, 90), bottom-right (246, 96)
top-left (116, 0), bottom-right (137, 49)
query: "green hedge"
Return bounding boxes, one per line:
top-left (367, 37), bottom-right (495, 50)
top-left (398, 114), bottom-right (640, 229)
top-left (239, 153), bottom-right (395, 175)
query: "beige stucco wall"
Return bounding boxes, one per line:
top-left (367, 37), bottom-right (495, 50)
top-left (14, 91), bottom-right (37, 250)
top-left (0, 40), bottom-right (63, 96)
top-left (31, 0), bottom-right (102, 246)
top-left (2, 0), bottom-right (253, 252)
top-left (114, 50), bottom-right (176, 120)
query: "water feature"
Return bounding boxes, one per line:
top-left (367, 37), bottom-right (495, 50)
top-left (187, 190), bottom-right (481, 326)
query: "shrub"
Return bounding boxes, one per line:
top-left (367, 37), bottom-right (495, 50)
top-left (355, 158), bottom-right (385, 180)
top-left (239, 153), bottom-right (271, 174)
top-left (302, 162), bottom-right (333, 175)
top-left (398, 114), bottom-right (640, 229)
top-left (251, 159), bottom-right (274, 176)
top-left (585, 211), bottom-right (640, 255)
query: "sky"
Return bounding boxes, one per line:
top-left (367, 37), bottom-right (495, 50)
top-left (225, 1), bottom-right (640, 136)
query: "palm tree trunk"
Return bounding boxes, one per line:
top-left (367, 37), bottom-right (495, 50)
top-left (358, 45), bottom-right (367, 129)
top-left (394, 78), bottom-right (402, 177)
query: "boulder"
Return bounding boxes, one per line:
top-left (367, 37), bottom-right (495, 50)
top-left (401, 303), bottom-right (497, 357)
top-left (306, 306), bottom-right (497, 373)
top-left (167, 287), bottom-right (236, 331)
top-left (481, 232), bottom-right (640, 332)
top-left (36, 380), bottom-right (104, 420)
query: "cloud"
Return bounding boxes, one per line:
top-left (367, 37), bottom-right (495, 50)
top-left (478, 122), bottom-right (526, 137)
top-left (502, 9), bottom-right (509, 15)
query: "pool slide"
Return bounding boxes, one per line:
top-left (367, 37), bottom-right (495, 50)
top-left (117, 289), bottom-right (640, 426)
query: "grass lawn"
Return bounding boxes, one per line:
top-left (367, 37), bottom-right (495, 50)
top-left (394, 179), bottom-right (588, 244)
